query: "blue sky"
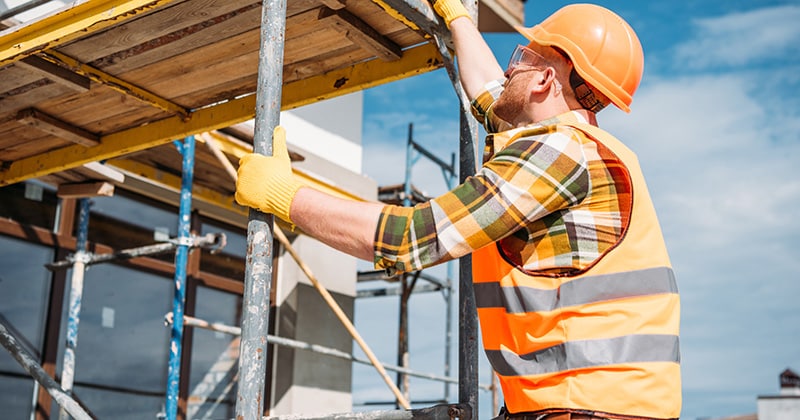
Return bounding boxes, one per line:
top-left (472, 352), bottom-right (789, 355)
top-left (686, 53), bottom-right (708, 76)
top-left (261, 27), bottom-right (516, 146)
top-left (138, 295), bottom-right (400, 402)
top-left (354, 1), bottom-right (800, 419)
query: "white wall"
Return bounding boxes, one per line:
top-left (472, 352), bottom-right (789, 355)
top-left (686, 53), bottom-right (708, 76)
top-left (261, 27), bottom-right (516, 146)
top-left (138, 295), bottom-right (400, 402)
top-left (757, 397), bottom-right (800, 420)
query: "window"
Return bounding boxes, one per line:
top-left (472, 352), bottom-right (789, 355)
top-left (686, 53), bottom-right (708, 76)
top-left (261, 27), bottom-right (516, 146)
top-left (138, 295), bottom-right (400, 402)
top-left (57, 263), bottom-right (172, 419)
top-left (0, 236), bottom-right (54, 418)
top-left (186, 286), bottom-right (242, 419)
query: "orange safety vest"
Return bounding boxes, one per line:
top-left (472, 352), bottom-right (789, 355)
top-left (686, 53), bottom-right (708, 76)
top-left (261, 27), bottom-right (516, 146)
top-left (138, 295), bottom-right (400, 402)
top-left (472, 122), bottom-right (681, 418)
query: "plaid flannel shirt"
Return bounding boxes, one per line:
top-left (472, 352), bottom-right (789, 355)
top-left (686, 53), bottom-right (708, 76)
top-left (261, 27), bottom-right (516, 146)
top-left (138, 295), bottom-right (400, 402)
top-left (373, 80), bottom-right (625, 274)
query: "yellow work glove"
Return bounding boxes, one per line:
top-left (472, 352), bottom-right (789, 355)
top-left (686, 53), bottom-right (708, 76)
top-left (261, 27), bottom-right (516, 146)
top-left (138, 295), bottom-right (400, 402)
top-left (431, 0), bottom-right (471, 28)
top-left (235, 126), bottom-right (302, 225)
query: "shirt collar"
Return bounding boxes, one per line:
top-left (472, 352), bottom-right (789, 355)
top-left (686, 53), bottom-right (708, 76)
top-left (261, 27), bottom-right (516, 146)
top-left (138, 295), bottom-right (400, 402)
top-left (483, 111), bottom-right (590, 163)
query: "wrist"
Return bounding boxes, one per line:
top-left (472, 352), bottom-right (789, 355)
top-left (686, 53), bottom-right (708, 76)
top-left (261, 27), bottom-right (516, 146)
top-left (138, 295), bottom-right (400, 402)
top-left (433, 0), bottom-right (471, 28)
top-left (268, 179), bottom-right (303, 224)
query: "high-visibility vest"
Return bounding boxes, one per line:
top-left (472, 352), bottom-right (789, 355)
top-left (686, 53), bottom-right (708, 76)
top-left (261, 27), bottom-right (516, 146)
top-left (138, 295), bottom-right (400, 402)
top-left (472, 122), bottom-right (681, 418)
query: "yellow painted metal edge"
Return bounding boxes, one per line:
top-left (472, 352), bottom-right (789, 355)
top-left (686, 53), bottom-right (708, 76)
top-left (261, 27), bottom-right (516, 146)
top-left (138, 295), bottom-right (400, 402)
top-left (0, 93), bottom-right (258, 186)
top-left (0, 0), bottom-right (179, 66)
top-left (0, 43), bottom-right (443, 186)
top-left (370, 0), bottom-right (422, 31)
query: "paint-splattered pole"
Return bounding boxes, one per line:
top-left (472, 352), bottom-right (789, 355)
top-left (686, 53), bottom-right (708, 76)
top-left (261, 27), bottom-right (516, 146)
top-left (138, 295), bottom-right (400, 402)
top-left (165, 135), bottom-right (196, 420)
top-left (235, 0), bottom-right (287, 418)
top-left (58, 198), bottom-right (91, 420)
top-left (0, 320), bottom-right (91, 420)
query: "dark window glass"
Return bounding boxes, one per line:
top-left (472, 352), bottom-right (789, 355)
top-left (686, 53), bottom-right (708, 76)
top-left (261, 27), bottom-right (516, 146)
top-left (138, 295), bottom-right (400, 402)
top-left (0, 236), bottom-right (53, 417)
top-left (199, 219), bottom-right (246, 280)
top-left (86, 191), bottom-right (180, 264)
top-left (56, 263), bottom-right (172, 419)
top-left (0, 181), bottom-right (58, 230)
top-left (71, 385), bottom-right (165, 420)
top-left (186, 286), bottom-right (242, 419)
top-left (0, 375), bottom-right (36, 418)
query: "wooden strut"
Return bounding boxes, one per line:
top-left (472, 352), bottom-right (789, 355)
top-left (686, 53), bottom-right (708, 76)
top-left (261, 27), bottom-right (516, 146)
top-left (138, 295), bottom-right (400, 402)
top-left (204, 135), bottom-right (412, 410)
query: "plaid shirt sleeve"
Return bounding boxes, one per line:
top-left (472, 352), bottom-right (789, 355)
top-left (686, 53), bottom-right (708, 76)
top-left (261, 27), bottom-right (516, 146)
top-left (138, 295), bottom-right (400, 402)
top-left (471, 79), bottom-right (510, 134)
top-left (374, 128), bottom-right (590, 274)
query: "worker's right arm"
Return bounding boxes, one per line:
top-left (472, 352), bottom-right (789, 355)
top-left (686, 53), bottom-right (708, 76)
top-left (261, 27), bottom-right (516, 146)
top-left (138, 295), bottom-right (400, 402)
top-left (431, 0), bottom-right (505, 99)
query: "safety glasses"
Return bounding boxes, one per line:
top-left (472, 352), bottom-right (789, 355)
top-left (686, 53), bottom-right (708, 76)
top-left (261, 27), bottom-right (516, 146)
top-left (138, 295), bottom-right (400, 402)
top-left (505, 44), bottom-right (548, 78)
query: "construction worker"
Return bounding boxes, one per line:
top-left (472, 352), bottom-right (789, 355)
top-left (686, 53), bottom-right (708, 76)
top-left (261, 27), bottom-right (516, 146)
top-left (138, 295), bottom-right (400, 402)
top-left (235, 1), bottom-right (680, 419)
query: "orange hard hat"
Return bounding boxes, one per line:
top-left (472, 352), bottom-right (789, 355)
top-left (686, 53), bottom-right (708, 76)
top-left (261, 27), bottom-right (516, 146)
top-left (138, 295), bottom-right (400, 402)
top-left (517, 4), bottom-right (644, 112)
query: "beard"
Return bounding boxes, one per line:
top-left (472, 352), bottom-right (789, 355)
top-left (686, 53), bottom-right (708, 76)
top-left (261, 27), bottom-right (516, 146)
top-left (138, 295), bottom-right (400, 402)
top-left (492, 82), bottom-right (530, 126)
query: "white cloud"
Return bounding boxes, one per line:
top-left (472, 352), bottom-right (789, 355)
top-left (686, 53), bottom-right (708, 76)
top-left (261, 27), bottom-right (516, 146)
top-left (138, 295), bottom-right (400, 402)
top-left (603, 71), bottom-right (800, 251)
top-left (674, 5), bottom-right (800, 69)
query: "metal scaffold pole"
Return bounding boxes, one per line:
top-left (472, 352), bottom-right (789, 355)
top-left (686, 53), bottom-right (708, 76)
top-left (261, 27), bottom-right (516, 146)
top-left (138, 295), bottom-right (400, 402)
top-left (457, 106), bottom-right (480, 420)
top-left (425, 9), bottom-right (481, 420)
top-left (165, 135), bottom-right (197, 420)
top-left (236, 0), bottom-right (287, 417)
top-left (58, 197), bottom-right (91, 420)
top-left (0, 320), bottom-right (91, 420)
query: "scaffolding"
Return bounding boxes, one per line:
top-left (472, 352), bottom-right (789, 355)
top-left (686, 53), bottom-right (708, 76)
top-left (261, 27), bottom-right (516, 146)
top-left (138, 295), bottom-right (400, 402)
top-left (359, 122), bottom-right (458, 408)
top-left (0, 0), bottom-right (524, 418)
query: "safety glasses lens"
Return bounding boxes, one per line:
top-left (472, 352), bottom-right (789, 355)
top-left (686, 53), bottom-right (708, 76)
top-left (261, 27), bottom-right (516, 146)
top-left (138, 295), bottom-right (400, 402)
top-left (506, 45), bottom-right (546, 75)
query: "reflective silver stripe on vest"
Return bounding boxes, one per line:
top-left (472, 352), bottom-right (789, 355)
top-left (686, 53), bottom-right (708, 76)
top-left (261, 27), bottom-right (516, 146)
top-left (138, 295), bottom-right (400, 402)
top-left (473, 266), bottom-right (676, 313)
top-left (486, 334), bottom-right (680, 377)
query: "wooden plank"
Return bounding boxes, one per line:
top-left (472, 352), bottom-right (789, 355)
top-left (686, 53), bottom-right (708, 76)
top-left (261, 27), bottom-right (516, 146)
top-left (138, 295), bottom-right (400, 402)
top-left (16, 108), bottom-right (100, 147)
top-left (345, 0), bottom-right (426, 43)
top-left (0, 0), bottom-right (181, 66)
top-left (16, 56), bottom-right (91, 92)
top-left (287, 0), bottom-right (324, 18)
top-left (57, 181), bottom-right (115, 198)
top-left (285, 26), bottom-right (353, 64)
top-left (0, 118), bottom-right (51, 150)
top-left (318, 7), bottom-right (402, 61)
top-left (77, 162), bottom-right (126, 183)
top-left (284, 44), bottom-right (364, 83)
top-left (33, 84), bottom-right (170, 134)
top-left (172, 75), bottom-right (257, 110)
top-left (320, 0), bottom-right (346, 10)
top-left (0, 63), bottom-right (48, 92)
top-left (0, 80), bottom-right (77, 116)
top-left (90, 5), bottom-right (262, 74)
top-left (57, 0), bottom-right (258, 63)
top-left (118, 46), bottom-right (260, 106)
top-left (0, 127), bottom-right (67, 162)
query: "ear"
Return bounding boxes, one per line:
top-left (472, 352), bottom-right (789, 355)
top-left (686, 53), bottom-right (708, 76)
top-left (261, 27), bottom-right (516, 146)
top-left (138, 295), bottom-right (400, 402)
top-left (530, 67), bottom-right (557, 94)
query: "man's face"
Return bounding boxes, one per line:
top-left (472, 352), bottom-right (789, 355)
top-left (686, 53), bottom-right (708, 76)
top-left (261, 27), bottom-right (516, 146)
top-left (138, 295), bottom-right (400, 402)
top-left (493, 45), bottom-right (549, 124)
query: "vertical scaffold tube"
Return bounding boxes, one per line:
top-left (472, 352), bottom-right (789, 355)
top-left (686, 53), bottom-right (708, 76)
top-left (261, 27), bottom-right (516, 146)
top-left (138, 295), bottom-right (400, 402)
top-left (458, 111), bottom-right (480, 419)
top-left (165, 135), bottom-right (196, 420)
top-left (235, 0), bottom-right (287, 418)
top-left (59, 198), bottom-right (91, 420)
